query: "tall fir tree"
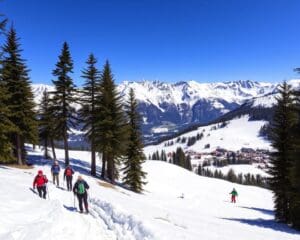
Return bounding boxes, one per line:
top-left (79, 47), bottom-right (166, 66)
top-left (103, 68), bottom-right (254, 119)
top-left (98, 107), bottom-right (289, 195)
top-left (80, 54), bottom-right (100, 176)
top-left (290, 69), bottom-right (300, 229)
top-left (94, 61), bottom-right (127, 182)
top-left (1, 26), bottom-right (37, 164)
top-left (38, 90), bottom-right (58, 160)
top-left (268, 82), bottom-right (298, 223)
top-left (122, 88), bottom-right (147, 193)
top-left (0, 15), bottom-right (15, 162)
top-left (51, 42), bottom-right (77, 166)
top-left (0, 81), bottom-right (16, 162)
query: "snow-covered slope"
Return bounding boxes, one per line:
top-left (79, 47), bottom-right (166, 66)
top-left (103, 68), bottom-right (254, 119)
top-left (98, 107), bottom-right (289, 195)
top-left (145, 115), bottom-right (270, 155)
top-left (1, 146), bottom-right (299, 240)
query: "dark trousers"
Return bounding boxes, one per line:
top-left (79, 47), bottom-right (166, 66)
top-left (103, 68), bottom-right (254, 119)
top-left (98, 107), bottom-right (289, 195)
top-left (66, 176), bottom-right (73, 191)
top-left (52, 173), bottom-right (59, 186)
top-left (37, 186), bottom-right (47, 199)
top-left (77, 193), bottom-right (88, 212)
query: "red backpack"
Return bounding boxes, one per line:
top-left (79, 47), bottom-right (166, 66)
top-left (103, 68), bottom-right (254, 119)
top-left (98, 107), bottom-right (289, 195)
top-left (66, 168), bottom-right (73, 176)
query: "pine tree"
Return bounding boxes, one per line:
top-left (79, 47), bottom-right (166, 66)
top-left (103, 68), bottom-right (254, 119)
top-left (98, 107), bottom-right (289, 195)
top-left (289, 72), bottom-right (300, 229)
top-left (185, 155), bottom-right (192, 171)
top-left (0, 17), bottom-right (15, 162)
top-left (174, 147), bottom-right (184, 167)
top-left (38, 90), bottom-right (58, 160)
top-left (94, 61), bottom-right (127, 182)
top-left (1, 26), bottom-right (37, 164)
top-left (39, 90), bottom-right (51, 159)
top-left (227, 169), bottom-right (237, 182)
top-left (79, 54), bottom-right (100, 176)
top-left (122, 88), bottom-right (147, 192)
top-left (268, 82), bottom-right (298, 223)
top-left (51, 42), bottom-right (77, 166)
top-left (0, 82), bottom-right (16, 162)
top-left (197, 165), bottom-right (202, 175)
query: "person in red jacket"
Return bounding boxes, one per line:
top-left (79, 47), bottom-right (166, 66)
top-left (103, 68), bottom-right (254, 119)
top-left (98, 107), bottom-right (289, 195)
top-left (33, 170), bottom-right (48, 199)
top-left (64, 165), bottom-right (74, 191)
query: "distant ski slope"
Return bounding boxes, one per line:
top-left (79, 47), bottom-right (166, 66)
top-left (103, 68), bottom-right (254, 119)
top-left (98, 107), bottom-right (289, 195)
top-left (144, 115), bottom-right (270, 154)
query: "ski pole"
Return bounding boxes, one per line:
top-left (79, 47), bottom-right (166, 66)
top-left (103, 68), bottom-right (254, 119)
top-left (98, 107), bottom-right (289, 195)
top-left (46, 184), bottom-right (50, 200)
top-left (73, 193), bottom-right (76, 209)
top-left (88, 191), bottom-right (91, 203)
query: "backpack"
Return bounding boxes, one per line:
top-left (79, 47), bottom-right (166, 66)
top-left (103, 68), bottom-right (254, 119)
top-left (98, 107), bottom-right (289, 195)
top-left (77, 182), bottom-right (85, 194)
top-left (66, 168), bottom-right (72, 176)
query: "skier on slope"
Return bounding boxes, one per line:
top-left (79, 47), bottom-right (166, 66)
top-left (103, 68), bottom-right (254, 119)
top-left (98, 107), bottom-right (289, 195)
top-left (73, 175), bottom-right (89, 213)
top-left (64, 165), bottom-right (74, 191)
top-left (33, 170), bottom-right (48, 199)
top-left (51, 160), bottom-right (60, 187)
top-left (230, 188), bottom-right (238, 203)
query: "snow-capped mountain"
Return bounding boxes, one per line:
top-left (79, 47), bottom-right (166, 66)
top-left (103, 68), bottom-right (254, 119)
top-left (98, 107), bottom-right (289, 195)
top-left (31, 84), bottom-right (55, 105)
top-left (31, 79), bottom-right (300, 144)
top-left (117, 80), bottom-right (277, 126)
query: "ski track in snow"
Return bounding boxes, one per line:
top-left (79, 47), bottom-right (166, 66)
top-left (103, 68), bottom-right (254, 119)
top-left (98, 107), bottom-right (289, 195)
top-left (89, 198), bottom-right (153, 240)
top-left (44, 178), bottom-right (153, 240)
top-left (0, 165), bottom-right (152, 240)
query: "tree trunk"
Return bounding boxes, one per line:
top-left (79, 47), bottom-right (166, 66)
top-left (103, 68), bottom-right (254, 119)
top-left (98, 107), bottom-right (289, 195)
top-left (101, 152), bottom-right (106, 179)
top-left (63, 131), bottom-right (69, 166)
top-left (91, 141), bottom-right (96, 176)
top-left (50, 138), bottom-right (57, 160)
top-left (107, 154), bottom-right (115, 183)
top-left (44, 138), bottom-right (50, 159)
top-left (16, 134), bottom-right (22, 165)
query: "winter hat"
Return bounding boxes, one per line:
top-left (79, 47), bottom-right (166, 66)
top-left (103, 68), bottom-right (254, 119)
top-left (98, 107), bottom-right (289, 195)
top-left (38, 170), bottom-right (43, 174)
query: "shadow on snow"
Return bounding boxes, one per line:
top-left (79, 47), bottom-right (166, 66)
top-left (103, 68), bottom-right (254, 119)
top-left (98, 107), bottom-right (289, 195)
top-left (221, 217), bottom-right (300, 235)
top-left (239, 206), bottom-right (274, 216)
top-left (26, 147), bottom-right (130, 192)
top-left (63, 205), bottom-right (77, 212)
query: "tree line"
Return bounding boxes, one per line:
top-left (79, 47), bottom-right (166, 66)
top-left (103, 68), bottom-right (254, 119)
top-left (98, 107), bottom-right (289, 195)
top-left (0, 22), bottom-right (146, 193)
top-left (198, 166), bottom-right (268, 188)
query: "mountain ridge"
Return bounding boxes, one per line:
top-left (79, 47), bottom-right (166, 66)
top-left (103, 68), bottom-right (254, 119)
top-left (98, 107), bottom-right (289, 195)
top-left (31, 79), bottom-right (300, 144)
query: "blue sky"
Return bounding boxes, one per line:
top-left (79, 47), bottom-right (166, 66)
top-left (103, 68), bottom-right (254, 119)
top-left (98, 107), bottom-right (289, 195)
top-left (2, 0), bottom-right (300, 85)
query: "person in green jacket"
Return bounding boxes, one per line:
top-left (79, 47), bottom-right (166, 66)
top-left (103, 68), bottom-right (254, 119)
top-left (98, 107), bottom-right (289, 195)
top-left (230, 188), bottom-right (238, 203)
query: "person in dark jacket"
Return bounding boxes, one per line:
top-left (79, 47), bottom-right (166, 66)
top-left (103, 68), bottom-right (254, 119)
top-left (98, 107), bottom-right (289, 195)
top-left (73, 175), bottom-right (89, 213)
top-left (33, 170), bottom-right (48, 199)
top-left (64, 165), bottom-right (74, 191)
top-left (51, 161), bottom-right (60, 187)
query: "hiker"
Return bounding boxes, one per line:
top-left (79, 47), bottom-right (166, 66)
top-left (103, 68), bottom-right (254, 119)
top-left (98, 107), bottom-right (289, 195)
top-left (51, 160), bottom-right (60, 187)
top-left (33, 170), bottom-right (48, 199)
top-left (73, 175), bottom-right (89, 213)
top-left (64, 165), bottom-right (74, 191)
top-left (230, 188), bottom-right (238, 203)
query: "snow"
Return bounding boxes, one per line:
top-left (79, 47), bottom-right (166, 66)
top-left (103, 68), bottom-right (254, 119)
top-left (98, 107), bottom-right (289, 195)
top-left (250, 79), bottom-right (300, 108)
top-left (117, 80), bottom-right (278, 111)
top-left (1, 145), bottom-right (299, 240)
top-left (151, 127), bottom-right (169, 134)
top-left (145, 115), bottom-right (271, 155)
